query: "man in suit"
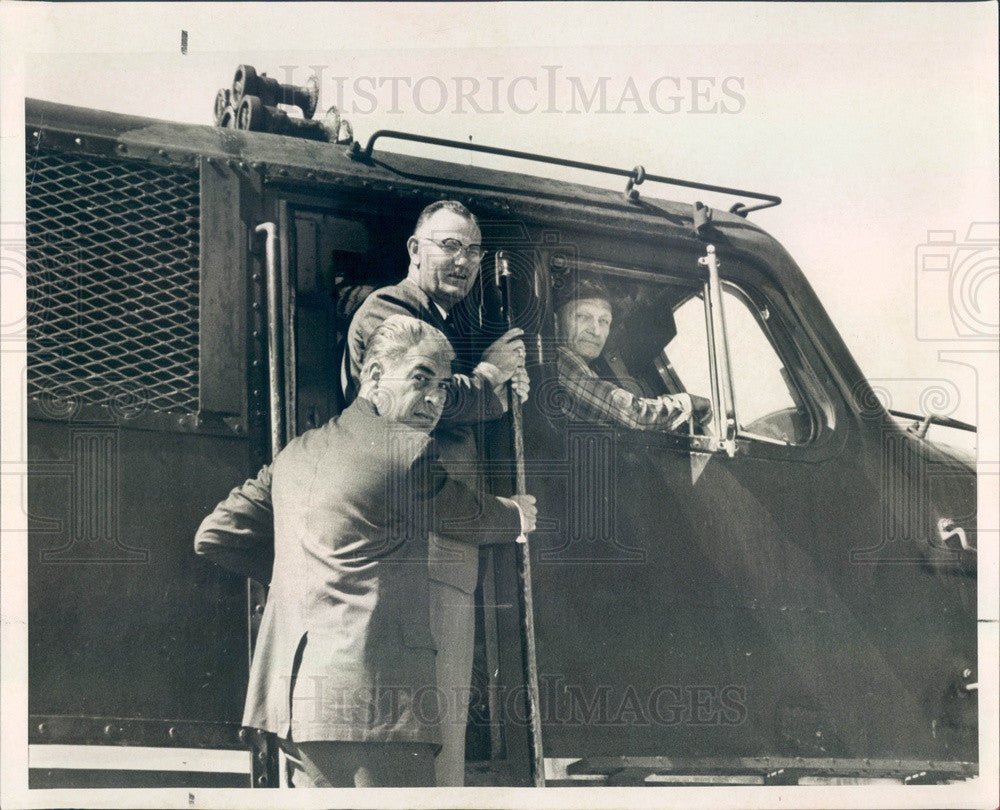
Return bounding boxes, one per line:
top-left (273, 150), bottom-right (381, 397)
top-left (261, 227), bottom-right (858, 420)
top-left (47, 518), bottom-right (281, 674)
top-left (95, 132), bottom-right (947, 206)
top-left (344, 199), bottom-right (527, 414)
top-left (196, 316), bottom-right (536, 787)
top-left (555, 277), bottom-right (711, 430)
top-left (340, 200), bottom-right (530, 785)
top-left (196, 201), bottom-right (529, 786)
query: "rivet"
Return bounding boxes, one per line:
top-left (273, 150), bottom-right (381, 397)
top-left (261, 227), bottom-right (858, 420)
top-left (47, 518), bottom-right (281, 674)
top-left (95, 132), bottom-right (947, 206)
top-left (168, 726), bottom-right (179, 740)
top-left (257, 750), bottom-right (267, 762)
top-left (253, 604), bottom-right (265, 616)
top-left (277, 168), bottom-right (288, 177)
top-left (238, 161), bottom-right (247, 170)
top-left (158, 149), bottom-right (167, 157)
top-left (32, 130), bottom-right (40, 139)
top-left (74, 137), bottom-right (83, 146)
top-left (37, 722), bottom-right (47, 736)
top-left (252, 273), bottom-right (262, 282)
top-left (206, 156), bottom-right (216, 166)
top-left (256, 775), bottom-right (267, 786)
top-left (306, 171), bottom-right (316, 180)
top-left (237, 728), bottom-right (250, 745)
top-left (117, 144), bottom-right (127, 153)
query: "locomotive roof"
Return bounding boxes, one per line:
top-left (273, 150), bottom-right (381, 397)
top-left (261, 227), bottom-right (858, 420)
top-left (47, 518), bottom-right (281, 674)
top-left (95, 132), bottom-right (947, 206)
top-left (26, 97), bottom-right (777, 249)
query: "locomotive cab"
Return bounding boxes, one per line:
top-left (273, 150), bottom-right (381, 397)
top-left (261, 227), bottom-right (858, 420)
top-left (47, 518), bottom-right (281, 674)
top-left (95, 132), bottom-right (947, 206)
top-left (23, 95), bottom-right (977, 788)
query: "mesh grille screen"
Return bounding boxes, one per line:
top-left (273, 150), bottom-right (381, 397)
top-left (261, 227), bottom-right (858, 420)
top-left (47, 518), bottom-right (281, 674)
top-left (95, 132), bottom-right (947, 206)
top-left (26, 148), bottom-right (201, 414)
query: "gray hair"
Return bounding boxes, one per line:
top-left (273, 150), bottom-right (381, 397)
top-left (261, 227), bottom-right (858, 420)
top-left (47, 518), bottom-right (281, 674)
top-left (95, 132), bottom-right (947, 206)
top-left (360, 314), bottom-right (455, 377)
top-left (412, 200), bottom-right (479, 236)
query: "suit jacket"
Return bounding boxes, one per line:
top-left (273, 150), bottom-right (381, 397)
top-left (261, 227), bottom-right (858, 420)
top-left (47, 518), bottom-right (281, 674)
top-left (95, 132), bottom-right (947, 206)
top-left (193, 280), bottom-right (508, 593)
top-left (196, 398), bottom-right (520, 744)
top-left (345, 277), bottom-right (504, 426)
top-left (346, 277), bottom-right (505, 594)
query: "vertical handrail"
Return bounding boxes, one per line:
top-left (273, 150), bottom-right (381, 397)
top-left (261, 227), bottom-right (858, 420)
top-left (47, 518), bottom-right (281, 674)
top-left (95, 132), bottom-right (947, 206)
top-left (253, 221), bottom-right (285, 788)
top-left (255, 222), bottom-right (284, 460)
top-left (702, 278), bottom-right (722, 443)
top-left (497, 251), bottom-right (546, 787)
top-left (277, 202), bottom-right (297, 444)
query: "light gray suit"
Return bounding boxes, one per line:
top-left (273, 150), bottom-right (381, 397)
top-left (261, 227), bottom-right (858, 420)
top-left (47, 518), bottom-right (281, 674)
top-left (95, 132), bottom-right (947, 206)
top-left (195, 398), bottom-right (520, 748)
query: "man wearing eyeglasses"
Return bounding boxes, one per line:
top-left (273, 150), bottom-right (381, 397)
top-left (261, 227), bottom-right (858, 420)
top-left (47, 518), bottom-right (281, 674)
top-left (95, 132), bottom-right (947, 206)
top-left (195, 201), bottom-right (528, 786)
top-left (343, 200), bottom-right (528, 786)
top-left (344, 200), bottom-right (526, 406)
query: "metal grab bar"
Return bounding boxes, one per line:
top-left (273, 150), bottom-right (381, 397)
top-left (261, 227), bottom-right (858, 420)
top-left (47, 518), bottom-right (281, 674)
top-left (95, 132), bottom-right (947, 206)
top-left (889, 409), bottom-right (976, 434)
top-left (354, 130), bottom-right (782, 214)
top-left (700, 245), bottom-right (738, 457)
top-left (255, 222), bottom-right (285, 460)
top-left (496, 251), bottom-right (546, 787)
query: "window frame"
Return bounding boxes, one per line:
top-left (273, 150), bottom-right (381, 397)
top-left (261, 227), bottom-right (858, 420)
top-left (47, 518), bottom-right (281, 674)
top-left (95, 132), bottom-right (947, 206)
top-left (668, 280), bottom-right (821, 448)
top-left (546, 254), bottom-right (839, 461)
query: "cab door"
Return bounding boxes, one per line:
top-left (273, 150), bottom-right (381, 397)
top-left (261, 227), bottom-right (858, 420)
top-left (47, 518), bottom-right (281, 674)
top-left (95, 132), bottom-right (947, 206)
top-left (518, 235), bottom-right (977, 782)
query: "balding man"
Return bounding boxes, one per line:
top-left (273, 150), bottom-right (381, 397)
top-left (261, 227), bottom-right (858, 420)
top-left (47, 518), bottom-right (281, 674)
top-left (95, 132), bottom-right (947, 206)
top-left (197, 316), bottom-right (535, 787)
top-left (196, 201), bottom-right (528, 786)
top-left (342, 201), bottom-right (529, 785)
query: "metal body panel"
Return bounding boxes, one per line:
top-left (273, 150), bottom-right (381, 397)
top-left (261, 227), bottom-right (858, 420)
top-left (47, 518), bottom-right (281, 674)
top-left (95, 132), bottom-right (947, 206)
top-left (505, 220), bottom-right (976, 765)
top-left (522, 413), bottom-right (975, 761)
top-left (199, 157), bottom-right (250, 419)
top-left (28, 419), bottom-right (251, 723)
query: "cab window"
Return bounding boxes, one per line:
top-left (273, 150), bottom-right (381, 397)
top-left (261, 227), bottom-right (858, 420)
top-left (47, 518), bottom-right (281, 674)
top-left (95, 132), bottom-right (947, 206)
top-left (668, 284), bottom-right (814, 445)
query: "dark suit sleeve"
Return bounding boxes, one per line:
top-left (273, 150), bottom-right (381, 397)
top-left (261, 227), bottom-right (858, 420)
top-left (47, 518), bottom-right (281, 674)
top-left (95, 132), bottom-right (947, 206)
top-left (410, 449), bottom-right (522, 545)
top-left (348, 289), bottom-right (505, 425)
top-left (440, 372), bottom-right (505, 425)
top-left (194, 465), bottom-right (275, 584)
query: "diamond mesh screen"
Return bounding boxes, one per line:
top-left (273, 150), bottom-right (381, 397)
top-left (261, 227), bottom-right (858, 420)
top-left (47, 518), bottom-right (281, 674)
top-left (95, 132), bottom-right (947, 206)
top-left (26, 148), bottom-right (201, 414)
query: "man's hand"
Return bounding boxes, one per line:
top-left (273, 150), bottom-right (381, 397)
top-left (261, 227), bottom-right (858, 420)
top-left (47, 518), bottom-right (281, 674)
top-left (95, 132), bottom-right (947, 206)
top-left (509, 365), bottom-right (530, 403)
top-left (481, 327), bottom-right (526, 381)
top-left (505, 493), bottom-right (537, 535)
top-left (690, 394), bottom-right (712, 426)
top-left (664, 392), bottom-right (713, 431)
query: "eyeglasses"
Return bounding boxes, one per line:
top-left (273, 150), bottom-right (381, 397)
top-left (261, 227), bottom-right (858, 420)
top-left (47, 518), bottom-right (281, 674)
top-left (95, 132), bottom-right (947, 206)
top-left (421, 237), bottom-right (487, 263)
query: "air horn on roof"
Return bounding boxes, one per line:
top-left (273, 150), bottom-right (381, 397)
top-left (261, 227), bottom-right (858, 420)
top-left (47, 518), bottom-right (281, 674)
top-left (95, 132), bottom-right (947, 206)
top-left (212, 64), bottom-right (353, 144)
